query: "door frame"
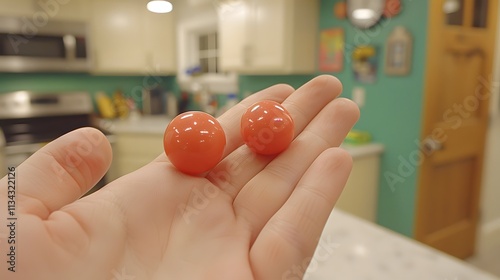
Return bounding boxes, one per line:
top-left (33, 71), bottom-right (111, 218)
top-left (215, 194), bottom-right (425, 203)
top-left (475, 0), bottom-right (500, 255)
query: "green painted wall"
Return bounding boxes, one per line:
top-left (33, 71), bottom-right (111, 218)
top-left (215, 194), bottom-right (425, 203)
top-left (0, 73), bottom-right (177, 110)
top-left (239, 75), bottom-right (316, 94)
top-left (240, 0), bottom-right (429, 237)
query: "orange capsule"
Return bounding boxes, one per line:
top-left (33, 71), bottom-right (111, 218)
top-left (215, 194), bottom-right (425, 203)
top-left (164, 111), bottom-right (226, 175)
top-left (241, 100), bottom-right (294, 155)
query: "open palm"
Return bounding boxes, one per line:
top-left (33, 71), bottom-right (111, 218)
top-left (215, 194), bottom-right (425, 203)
top-left (0, 76), bottom-right (359, 280)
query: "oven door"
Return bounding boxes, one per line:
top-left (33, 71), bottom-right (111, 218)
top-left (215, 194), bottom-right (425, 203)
top-left (1, 143), bottom-right (43, 178)
top-left (4, 143), bottom-right (42, 168)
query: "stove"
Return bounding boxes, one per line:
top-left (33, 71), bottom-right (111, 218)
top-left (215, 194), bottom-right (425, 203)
top-left (0, 91), bottom-right (93, 144)
top-left (0, 91), bottom-right (113, 191)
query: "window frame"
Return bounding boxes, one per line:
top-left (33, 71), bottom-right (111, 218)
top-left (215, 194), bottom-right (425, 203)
top-left (176, 11), bottom-right (238, 94)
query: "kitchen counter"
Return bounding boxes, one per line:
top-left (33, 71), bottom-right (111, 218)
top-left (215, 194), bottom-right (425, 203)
top-left (305, 209), bottom-right (499, 280)
top-left (341, 143), bottom-right (384, 159)
top-left (103, 115), bottom-right (172, 135)
top-left (106, 116), bottom-right (384, 159)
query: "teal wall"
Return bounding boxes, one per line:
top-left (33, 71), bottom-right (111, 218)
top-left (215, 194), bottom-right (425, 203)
top-left (0, 73), bottom-right (177, 109)
top-left (240, 0), bottom-right (429, 237)
top-left (239, 75), bottom-right (316, 93)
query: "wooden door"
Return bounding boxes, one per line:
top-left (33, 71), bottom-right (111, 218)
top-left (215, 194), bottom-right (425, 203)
top-left (415, 0), bottom-right (498, 258)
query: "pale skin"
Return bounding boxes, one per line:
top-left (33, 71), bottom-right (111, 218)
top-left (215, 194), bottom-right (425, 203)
top-left (0, 75), bottom-right (359, 280)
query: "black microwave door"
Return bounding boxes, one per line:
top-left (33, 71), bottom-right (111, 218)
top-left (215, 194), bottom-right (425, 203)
top-left (0, 33), bottom-right (65, 58)
top-left (75, 36), bottom-right (87, 58)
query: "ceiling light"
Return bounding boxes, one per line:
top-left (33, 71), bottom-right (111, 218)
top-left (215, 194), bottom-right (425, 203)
top-left (147, 0), bottom-right (173, 14)
top-left (352, 8), bottom-right (375, 20)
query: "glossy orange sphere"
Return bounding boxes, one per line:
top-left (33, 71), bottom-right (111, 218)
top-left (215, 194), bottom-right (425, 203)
top-left (241, 100), bottom-right (294, 155)
top-left (164, 111), bottom-right (226, 175)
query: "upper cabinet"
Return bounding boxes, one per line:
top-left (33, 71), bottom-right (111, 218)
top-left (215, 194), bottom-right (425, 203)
top-left (90, 0), bottom-right (148, 74)
top-left (51, 0), bottom-right (90, 22)
top-left (0, 0), bottom-right (36, 16)
top-left (144, 10), bottom-right (177, 75)
top-left (90, 0), bottom-right (176, 75)
top-left (0, 0), bottom-right (89, 21)
top-left (218, 0), bottom-right (318, 74)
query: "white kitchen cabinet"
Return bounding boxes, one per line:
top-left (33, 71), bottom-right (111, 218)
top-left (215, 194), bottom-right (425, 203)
top-left (0, 0), bottom-right (88, 21)
top-left (90, 0), bottom-right (176, 75)
top-left (109, 117), bottom-right (171, 176)
top-left (50, 0), bottom-right (90, 22)
top-left (144, 11), bottom-right (177, 75)
top-left (113, 133), bottom-right (164, 176)
top-left (90, 0), bottom-right (148, 74)
top-left (335, 146), bottom-right (383, 222)
top-left (218, 0), bottom-right (318, 74)
top-left (0, 0), bottom-right (35, 16)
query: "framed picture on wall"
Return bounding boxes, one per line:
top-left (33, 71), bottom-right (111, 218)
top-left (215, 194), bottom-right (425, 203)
top-left (319, 28), bottom-right (344, 72)
top-left (352, 45), bottom-right (378, 84)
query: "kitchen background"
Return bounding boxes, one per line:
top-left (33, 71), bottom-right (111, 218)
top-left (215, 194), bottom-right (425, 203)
top-left (0, 0), bottom-right (499, 278)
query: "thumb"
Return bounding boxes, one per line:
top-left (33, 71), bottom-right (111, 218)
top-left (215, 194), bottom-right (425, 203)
top-left (0, 127), bottom-right (112, 217)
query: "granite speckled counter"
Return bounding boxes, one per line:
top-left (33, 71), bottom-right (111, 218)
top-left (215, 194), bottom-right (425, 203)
top-left (304, 210), bottom-right (499, 280)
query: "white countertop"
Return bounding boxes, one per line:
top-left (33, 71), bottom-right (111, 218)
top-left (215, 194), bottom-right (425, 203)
top-left (104, 116), bottom-right (384, 159)
top-left (102, 115), bottom-right (172, 135)
top-left (305, 210), bottom-right (499, 280)
top-left (341, 143), bottom-right (384, 159)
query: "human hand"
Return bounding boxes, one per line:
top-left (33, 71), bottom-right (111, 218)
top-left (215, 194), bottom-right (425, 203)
top-left (0, 75), bottom-right (359, 280)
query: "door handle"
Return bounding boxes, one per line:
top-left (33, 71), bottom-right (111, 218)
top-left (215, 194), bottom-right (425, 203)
top-left (422, 137), bottom-right (444, 154)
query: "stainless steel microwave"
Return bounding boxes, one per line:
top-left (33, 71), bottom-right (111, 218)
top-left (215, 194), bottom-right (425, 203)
top-left (0, 16), bottom-right (91, 72)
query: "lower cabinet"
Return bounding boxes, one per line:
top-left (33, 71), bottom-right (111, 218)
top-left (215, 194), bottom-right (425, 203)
top-left (335, 154), bottom-right (381, 222)
top-left (111, 133), bottom-right (164, 179)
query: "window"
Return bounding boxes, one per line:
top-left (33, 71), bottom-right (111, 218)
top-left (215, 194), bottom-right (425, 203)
top-left (198, 32), bottom-right (219, 74)
top-left (472, 0), bottom-right (488, 28)
top-left (176, 3), bottom-right (238, 93)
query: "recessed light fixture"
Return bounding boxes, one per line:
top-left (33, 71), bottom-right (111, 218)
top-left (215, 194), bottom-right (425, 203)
top-left (147, 0), bottom-right (173, 14)
top-left (352, 8), bottom-right (375, 20)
